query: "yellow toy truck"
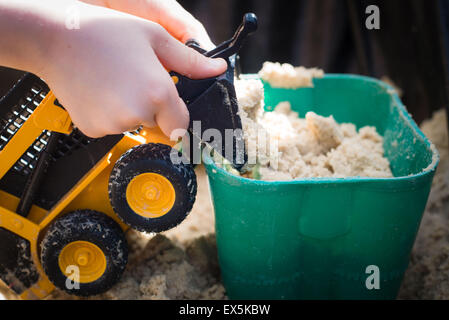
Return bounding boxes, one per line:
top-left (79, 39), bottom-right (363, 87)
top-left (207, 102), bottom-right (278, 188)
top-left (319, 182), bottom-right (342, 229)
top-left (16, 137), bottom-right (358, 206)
top-left (0, 13), bottom-right (256, 299)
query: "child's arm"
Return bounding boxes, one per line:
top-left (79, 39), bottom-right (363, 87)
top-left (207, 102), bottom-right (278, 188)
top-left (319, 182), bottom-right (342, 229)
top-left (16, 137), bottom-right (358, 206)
top-left (0, 0), bottom-right (226, 138)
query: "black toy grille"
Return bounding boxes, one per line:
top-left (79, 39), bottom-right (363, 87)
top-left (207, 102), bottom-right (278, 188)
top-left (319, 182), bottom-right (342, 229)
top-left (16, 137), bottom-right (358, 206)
top-left (53, 128), bottom-right (92, 160)
top-left (0, 83), bottom-right (47, 151)
top-left (0, 74), bottom-right (95, 180)
top-left (13, 131), bottom-right (51, 176)
top-left (0, 73), bottom-right (124, 214)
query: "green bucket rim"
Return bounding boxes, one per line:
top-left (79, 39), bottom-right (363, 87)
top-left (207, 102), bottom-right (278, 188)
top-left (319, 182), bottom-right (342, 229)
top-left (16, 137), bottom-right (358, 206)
top-left (203, 73), bottom-right (440, 185)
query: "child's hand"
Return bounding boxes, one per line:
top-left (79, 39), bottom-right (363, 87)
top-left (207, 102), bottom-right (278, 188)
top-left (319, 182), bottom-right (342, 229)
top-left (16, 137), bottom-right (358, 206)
top-left (0, 0), bottom-right (226, 138)
top-left (43, 1), bottom-right (226, 138)
top-left (81, 0), bottom-right (216, 49)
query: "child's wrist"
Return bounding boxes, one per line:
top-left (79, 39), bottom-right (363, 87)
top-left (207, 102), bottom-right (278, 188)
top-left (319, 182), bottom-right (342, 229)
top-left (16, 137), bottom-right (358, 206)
top-left (27, 0), bottom-right (79, 77)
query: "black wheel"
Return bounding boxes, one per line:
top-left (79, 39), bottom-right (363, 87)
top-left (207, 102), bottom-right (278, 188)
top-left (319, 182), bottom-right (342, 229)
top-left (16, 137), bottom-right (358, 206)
top-left (40, 210), bottom-right (128, 297)
top-left (108, 143), bottom-right (197, 233)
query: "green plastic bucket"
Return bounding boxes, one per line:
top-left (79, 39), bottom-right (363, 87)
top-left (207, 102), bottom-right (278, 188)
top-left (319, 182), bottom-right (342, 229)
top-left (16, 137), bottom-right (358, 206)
top-left (203, 74), bottom-right (439, 300)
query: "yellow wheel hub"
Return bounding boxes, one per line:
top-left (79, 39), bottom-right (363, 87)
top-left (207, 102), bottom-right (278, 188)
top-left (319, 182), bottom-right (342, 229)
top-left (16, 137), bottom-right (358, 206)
top-left (126, 172), bottom-right (176, 218)
top-left (58, 241), bottom-right (107, 284)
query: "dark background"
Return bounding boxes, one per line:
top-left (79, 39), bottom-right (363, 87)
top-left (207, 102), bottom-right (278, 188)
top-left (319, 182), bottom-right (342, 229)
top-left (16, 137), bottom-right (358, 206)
top-left (1, 0), bottom-right (448, 125)
top-left (180, 0), bottom-right (449, 125)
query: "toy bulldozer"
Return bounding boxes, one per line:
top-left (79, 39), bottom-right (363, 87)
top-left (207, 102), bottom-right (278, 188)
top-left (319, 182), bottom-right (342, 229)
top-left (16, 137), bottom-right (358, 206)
top-left (0, 14), bottom-right (256, 299)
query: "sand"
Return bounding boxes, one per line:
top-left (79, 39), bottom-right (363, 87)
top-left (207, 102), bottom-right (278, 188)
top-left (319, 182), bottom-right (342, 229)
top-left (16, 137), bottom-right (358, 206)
top-left (233, 77), bottom-right (393, 180)
top-left (258, 61), bottom-right (324, 88)
top-left (398, 109), bottom-right (449, 299)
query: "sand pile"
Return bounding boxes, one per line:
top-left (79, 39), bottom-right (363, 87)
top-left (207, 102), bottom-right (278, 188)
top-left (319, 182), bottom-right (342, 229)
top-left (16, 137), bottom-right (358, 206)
top-left (258, 61), bottom-right (324, 88)
top-left (95, 232), bottom-right (225, 300)
top-left (233, 66), bottom-right (392, 180)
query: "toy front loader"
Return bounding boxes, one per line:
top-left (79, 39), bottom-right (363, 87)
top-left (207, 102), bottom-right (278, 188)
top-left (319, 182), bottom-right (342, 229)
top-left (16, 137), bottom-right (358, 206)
top-left (0, 73), bottom-right (187, 299)
top-left (0, 14), bottom-right (257, 299)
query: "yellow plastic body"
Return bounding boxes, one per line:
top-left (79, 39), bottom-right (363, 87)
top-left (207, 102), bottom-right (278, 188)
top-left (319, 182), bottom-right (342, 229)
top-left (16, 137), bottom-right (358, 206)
top-left (126, 172), bottom-right (176, 218)
top-left (58, 241), bottom-right (107, 284)
top-left (0, 91), bottom-right (175, 299)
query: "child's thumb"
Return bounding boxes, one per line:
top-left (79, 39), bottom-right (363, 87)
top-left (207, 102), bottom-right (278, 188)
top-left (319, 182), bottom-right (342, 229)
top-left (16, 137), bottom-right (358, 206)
top-left (150, 26), bottom-right (227, 79)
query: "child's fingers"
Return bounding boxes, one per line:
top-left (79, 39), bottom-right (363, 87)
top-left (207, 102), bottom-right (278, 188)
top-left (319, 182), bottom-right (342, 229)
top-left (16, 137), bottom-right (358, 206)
top-left (149, 24), bottom-right (227, 79)
top-left (154, 95), bottom-right (189, 139)
top-left (143, 54), bottom-right (190, 137)
top-left (153, 0), bottom-right (216, 50)
top-left (101, 0), bottom-right (216, 50)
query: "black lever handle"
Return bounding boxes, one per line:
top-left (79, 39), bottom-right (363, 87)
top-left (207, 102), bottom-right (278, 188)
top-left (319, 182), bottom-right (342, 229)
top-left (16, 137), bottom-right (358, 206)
top-left (185, 38), bottom-right (207, 54)
top-left (205, 13), bottom-right (258, 59)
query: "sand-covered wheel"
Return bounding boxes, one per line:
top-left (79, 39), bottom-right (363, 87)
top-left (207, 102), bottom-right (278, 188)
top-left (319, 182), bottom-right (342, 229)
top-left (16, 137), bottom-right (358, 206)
top-left (40, 210), bottom-right (128, 296)
top-left (108, 143), bottom-right (197, 233)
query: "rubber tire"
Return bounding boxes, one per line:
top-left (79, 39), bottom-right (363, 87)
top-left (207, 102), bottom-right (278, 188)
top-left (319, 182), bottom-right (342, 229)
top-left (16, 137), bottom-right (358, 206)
top-left (108, 143), bottom-right (197, 233)
top-left (40, 210), bottom-right (128, 297)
